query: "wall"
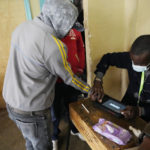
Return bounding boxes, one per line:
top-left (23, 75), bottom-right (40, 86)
top-left (0, 0), bottom-right (40, 108)
top-left (84, 0), bottom-right (150, 100)
top-left (135, 0), bottom-right (150, 37)
top-left (30, 0), bottom-right (40, 18)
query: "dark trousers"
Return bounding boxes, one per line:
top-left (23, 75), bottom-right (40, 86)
top-left (6, 104), bottom-right (52, 150)
top-left (51, 82), bottom-right (81, 140)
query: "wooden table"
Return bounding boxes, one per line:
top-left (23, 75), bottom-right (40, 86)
top-left (69, 98), bottom-right (146, 150)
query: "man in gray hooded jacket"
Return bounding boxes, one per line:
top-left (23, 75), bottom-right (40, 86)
top-left (2, 0), bottom-right (91, 149)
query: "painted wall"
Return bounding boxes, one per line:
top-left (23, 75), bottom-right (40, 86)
top-left (0, 0), bottom-right (40, 108)
top-left (84, 0), bottom-right (150, 100)
top-left (30, 0), bottom-right (40, 18)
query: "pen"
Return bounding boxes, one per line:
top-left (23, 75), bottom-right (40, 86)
top-left (81, 103), bottom-right (90, 113)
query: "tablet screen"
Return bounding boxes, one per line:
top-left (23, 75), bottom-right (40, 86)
top-left (102, 99), bottom-right (126, 113)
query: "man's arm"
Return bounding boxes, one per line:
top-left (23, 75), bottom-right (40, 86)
top-left (142, 105), bottom-right (150, 121)
top-left (95, 52), bottom-right (130, 79)
top-left (44, 34), bottom-right (90, 94)
top-left (120, 104), bottom-right (150, 120)
top-left (90, 52), bottom-right (131, 101)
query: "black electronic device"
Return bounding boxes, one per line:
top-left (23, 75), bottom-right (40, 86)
top-left (93, 95), bottom-right (126, 118)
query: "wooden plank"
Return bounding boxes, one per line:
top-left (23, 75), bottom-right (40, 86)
top-left (69, 98), bottom-right (146, 150)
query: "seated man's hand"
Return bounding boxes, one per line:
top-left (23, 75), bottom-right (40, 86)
top-left (121, 105), bottom-right (139, 119)
top-left (90, 79), bottom-right (104, 102)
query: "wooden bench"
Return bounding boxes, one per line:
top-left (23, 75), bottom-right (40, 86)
top-left (69, 98), bottom-right (146, 150)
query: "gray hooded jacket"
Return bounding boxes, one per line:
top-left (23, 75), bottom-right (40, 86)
top-left (3, 0), bottom-right (90, 111)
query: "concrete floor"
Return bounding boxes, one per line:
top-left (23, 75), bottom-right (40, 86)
top-left (0, 109), bottom-right (91, 150)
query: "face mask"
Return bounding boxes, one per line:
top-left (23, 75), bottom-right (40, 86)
top-left (132, 61), bottom-right (147, 72)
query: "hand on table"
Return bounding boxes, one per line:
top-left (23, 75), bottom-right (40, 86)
top-left (121, 105), bottom-right (139, 120)
top-left (90, 80), bottom-right (104, 103)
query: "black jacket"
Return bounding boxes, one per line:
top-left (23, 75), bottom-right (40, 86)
top-left (95, 52), bottom-right (150, 122)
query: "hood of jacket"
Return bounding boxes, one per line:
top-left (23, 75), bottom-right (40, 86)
top-left (39, 0), bottom-right (78, 39)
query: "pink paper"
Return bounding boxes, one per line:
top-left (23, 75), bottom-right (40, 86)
top-left (93, 118), bottom-right (132, 145)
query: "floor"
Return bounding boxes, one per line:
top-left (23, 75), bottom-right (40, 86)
top-left (0, 109), bottom-right (91, 150)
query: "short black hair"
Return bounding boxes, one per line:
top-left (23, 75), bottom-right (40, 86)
top-left (130, 35), bottom-right (150, 55)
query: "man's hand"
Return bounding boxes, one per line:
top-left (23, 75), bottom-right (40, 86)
top-left (121, 105), bottom-right (139, 119)
top-left (90, 79), bottom-right (104, 102)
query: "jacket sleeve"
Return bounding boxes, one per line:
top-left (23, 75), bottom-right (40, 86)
top-left (43, 34), bottom-right (90, 93)
top-left (76, 31), bottom-right (85, 73)
top-left (95, 52), bottom-right (131, 79)
top-left (142, 105), bottom-right (150, 121)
